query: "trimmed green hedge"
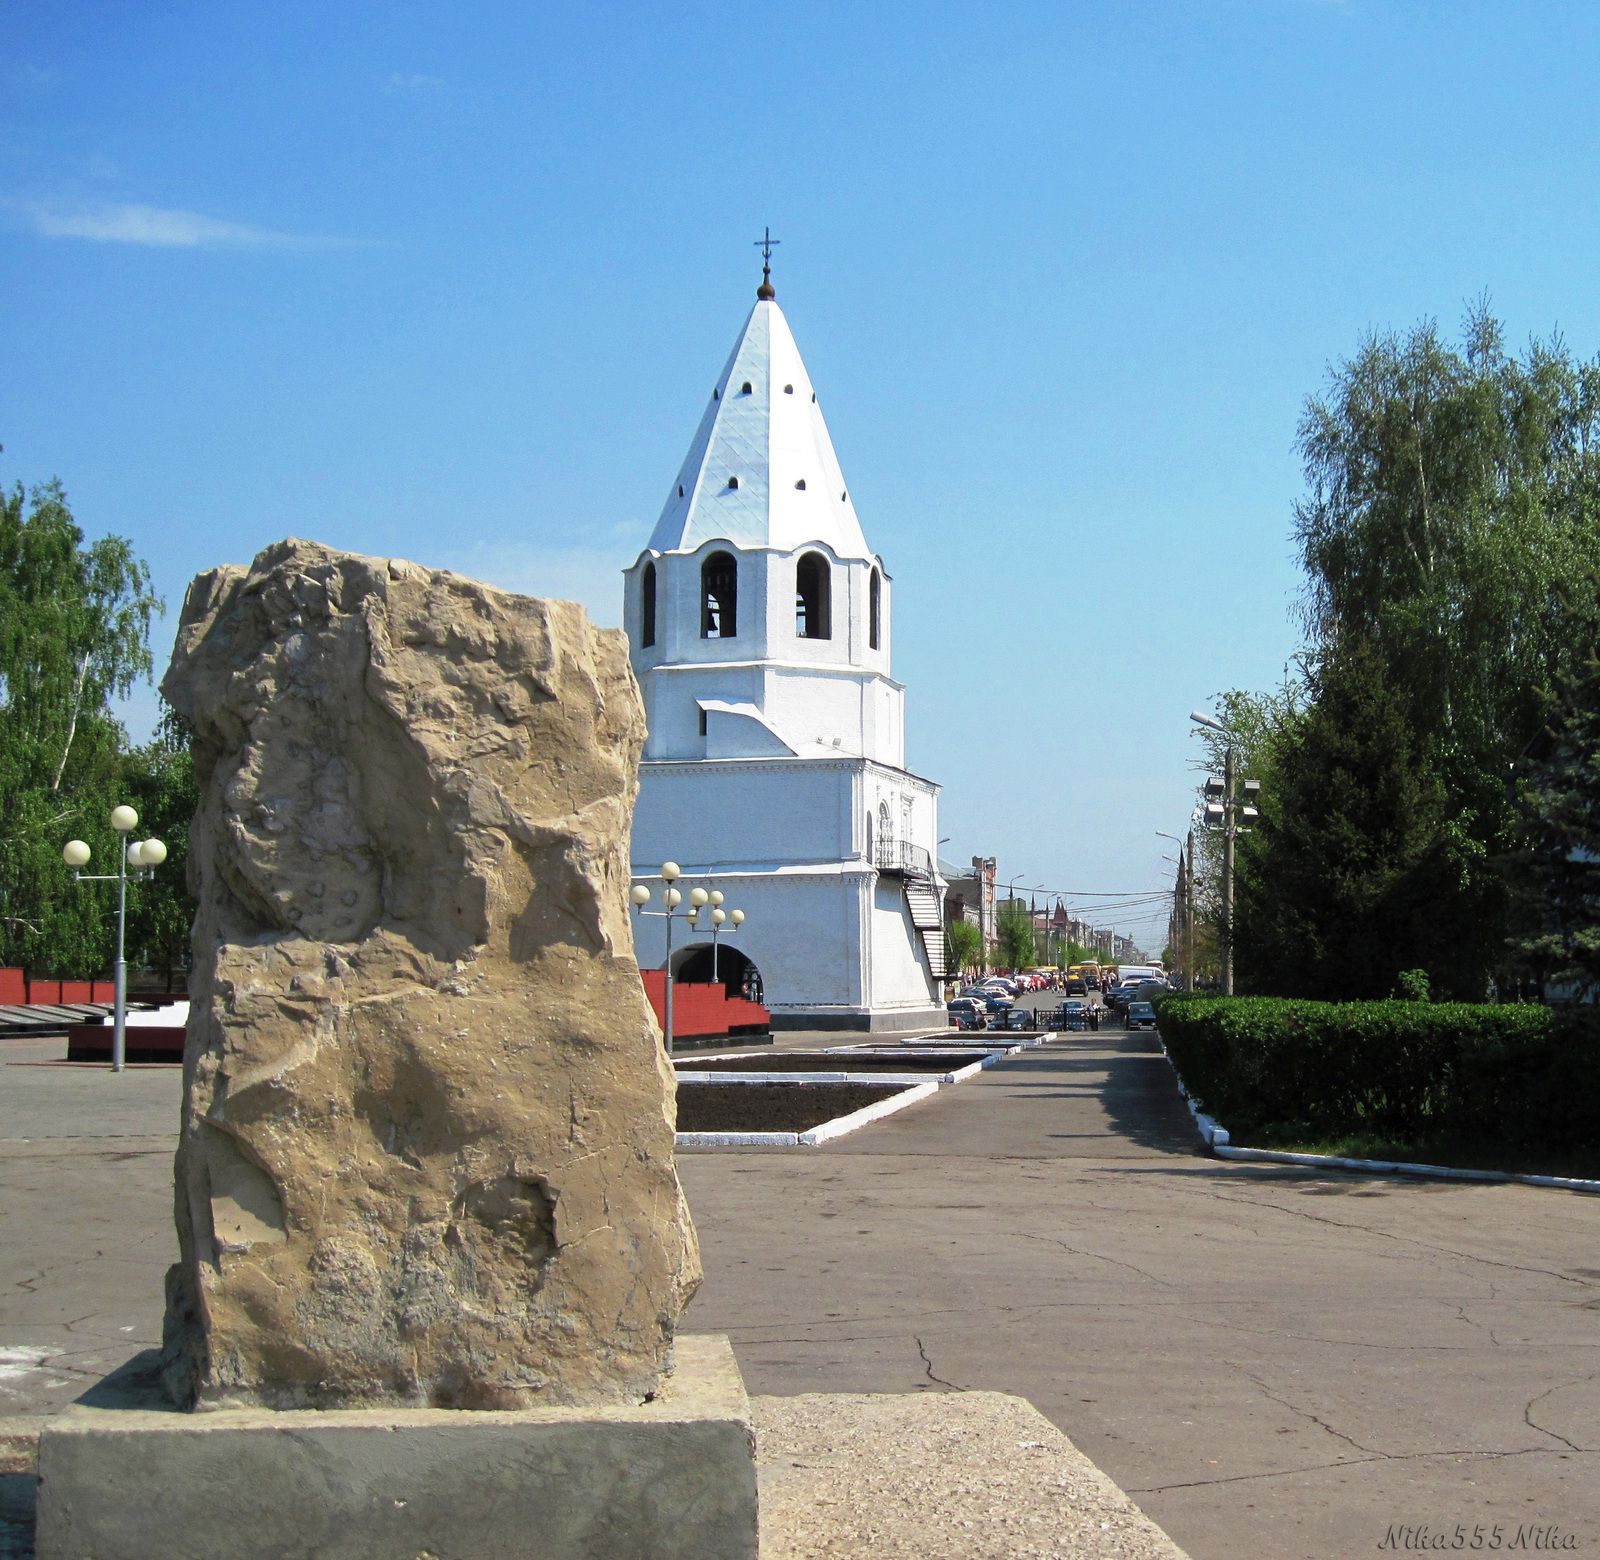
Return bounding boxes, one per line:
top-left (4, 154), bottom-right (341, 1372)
top-left (1152, 994), bottom-right (1600, 1154)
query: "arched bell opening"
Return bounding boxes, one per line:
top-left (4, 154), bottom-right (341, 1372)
top-left (641, 560), bottom-right (657, 648)
top-left (795, 551), bottom-right (832, 640)
top-left (701, 551), bottom-right (738, 638)
top-left (673, 943), bottom-right (762, 1004)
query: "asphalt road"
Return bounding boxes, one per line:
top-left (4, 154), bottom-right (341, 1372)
top-left (2, 1026), bottom-right (1597, 1560)
top-left (678, 1026), bottom-right (1600, 1560)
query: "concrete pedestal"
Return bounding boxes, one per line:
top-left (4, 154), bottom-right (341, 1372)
top-left (37, 1334), bottom-right (756, 1560)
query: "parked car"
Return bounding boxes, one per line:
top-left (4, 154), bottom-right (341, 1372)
top-left (947, 997), bottom-right (987, 1029)
top-left (1107, 980), bottom-right (1162, 1014)
top-left (1125, 1000), bottom-right (1157, 1031)
top-left (998, 1005), bottom-right (1032, 1031)
top-left (1057, 998), bottom-right (1091, 1031)
top-left (980, 991), bottom-right (1014, 1013)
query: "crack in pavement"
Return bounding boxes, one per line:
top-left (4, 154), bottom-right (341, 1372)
top-left (1523, 1374), bottom-right (1597, 1453)
top-left (1451, 1303), bottom-right (1503, 1348)
top-left (1234, 1364), bottom-right (1388, 1457)
top-left (1015, 1231), bottom-right (1176, 1288)
top-left (914, 1336), bottom-right (966, 1392)
top-left (1127, 1444), bottom-right (1593, 1495)
top-left (1192, 1185), bottom-right (1598, 1289)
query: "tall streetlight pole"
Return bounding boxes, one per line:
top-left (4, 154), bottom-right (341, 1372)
top-left (1189, 713), bottom-right (1259, 997)
top-left (63, 807), bottom-right (168, 1073)
top-left (632, 863), bottom-right (684, 1054)
top-left (631, 864), bottom-right (749, 1054)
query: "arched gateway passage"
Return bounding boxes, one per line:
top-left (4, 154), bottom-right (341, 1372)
top-left (671, 944), bottom-right (763, 1005)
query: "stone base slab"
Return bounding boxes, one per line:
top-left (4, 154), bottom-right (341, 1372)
top-left (37, 1334), bottom-right (756, 1560)
top-left (752, 1390), bottom-right (1192, 1559)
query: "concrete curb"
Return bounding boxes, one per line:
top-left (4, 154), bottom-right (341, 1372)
top-left (0, 1416), bottom-right (39, 1474)
top-left (677, 1080), bottom-right (940, 1149)
top-left (1157, 1037), bottom-right (1230, 1148)
top-left (1213, 1142), bottom-right (1600, 1194)
top-left (675, 1130), bottom-right (802, 1147)
top-left (1157, 1027), bottom-right (1600, 1196)
top-left (674, 1037), bottom-right (1044, 1149)
top-left (675, 1057), bottom-right (997, 1087)
top-left (800, 1080), bottom-right (940, 1144)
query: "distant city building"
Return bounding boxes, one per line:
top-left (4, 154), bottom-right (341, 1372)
top-left (625, 274), bottom-right (946, 1031)
top-left (942, 856), bottom-right (996, 944)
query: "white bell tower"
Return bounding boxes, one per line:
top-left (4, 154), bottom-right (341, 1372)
top-left (625, 262), bottom-right (947, 1033)
top-left (622, 287), bottom-right (902, 768)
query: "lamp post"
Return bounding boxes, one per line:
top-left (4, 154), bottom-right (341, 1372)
top-left (1189, 712), bottom-right (1260, 997)
top-left (630, 865), bottom-right (749, 1054)
top-left (62, 807), bottom-right (168, 1073)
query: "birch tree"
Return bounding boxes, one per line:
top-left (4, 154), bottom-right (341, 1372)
top-left (0, 479), bottom-right (164, 972)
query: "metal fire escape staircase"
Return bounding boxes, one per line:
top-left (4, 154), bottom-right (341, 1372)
top-left (877, 842), bottom-right (947, 977)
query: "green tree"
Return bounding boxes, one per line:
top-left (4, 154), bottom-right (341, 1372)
top-left (1188, 673), bottom-right (1305, 980)
top-left (994, 900), bottom-right (1035, 972)
top-left (1232, 639), bottom-right (1481, 1000)
top-left (943, 917), bottom-right (983, 979)
top-left (0, 479), bottom-right (164, 975)
top-left (122, 709), bottom-right (198, 987)
top-left (1503, 611), bottom-right (1600, 996)
top-left (1288, 308), bottom-right (1600, 991)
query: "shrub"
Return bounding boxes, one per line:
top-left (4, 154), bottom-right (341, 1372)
top-left (1152, 993), bottom-right (1600, 1154)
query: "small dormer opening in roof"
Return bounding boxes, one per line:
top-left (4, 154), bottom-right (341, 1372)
top-left (740, 381), bottom-right (752, 394)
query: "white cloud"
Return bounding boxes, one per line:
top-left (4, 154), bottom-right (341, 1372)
top-left (18, 201), bottom-right (332, 248)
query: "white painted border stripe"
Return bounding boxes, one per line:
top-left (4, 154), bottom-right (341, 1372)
top-left (676, 1130), bottom-right (799, 1147)
top-left (674, 1080), bottom-right (941, 1149)
top-left (674, 1033), bottom-right (1045, 1149)
top-left (677, 1071), bottom-right (957, 1085)
top-left (1214, 1143), bottom-right (1600, 1194)
top-left (799, 1080), bottom-right (941, 1144)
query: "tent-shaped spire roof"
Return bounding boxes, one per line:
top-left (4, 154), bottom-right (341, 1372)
top-left (647, 296), bottom-right (873, 562)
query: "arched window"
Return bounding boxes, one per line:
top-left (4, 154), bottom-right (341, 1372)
top-left (796, 552), bottom-right (831, 640)
top-left (869, 567), bottom-right (881, 651)
top-left (701, 552), bottom-right (737, 639)
top-left (641, 561), bottom-right (657, 648)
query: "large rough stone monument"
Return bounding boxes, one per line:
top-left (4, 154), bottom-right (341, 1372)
top-left (157, 539), bottom-right (700, 1409)
top-left (38, 542), bottom-right (754, 1560)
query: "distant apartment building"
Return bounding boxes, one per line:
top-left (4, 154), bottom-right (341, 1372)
top-left (942, 856), bottom-right (997, 944)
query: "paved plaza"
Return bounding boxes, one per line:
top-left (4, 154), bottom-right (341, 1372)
top-left (2, 1028), bottom-right (1597, 1558)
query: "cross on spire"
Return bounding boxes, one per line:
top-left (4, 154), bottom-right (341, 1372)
top-left (754, 226), bottom-right (780, 300)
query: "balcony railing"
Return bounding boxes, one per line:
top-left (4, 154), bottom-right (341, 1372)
top-left (874, 839), bottom-right (932, 878)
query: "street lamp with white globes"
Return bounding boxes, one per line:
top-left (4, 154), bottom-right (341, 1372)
top-left (629, 862), bottom-right (750, 1054)
top-left (62, 807), bottom-right (168, 1073)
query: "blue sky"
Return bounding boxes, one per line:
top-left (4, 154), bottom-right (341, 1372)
top-left (4, 1), bottom-right (1599, 949)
